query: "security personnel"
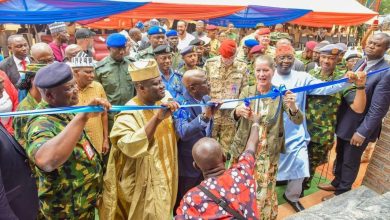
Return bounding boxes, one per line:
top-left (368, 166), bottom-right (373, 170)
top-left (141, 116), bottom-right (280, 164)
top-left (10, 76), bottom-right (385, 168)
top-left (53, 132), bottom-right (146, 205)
top-left (189, 38), bottom-right (207, 67)
top-left (137, 26), bottom-right (166, 60)
top-left (178, 45), bottom-right (202, 73)
top-left (205, 24), bottom-right (220, 57)
top-left (25, 62), bottom-right (110, 219)
top-left (203, 40), bottom-right (248, 155)
top-left (237, 39), bottom-right (259, 62)
top-left (152, 44), bottom-right (186, 98)
top-left (95, 33), bottom-right (135, 130)
top-left (166, 30), bottom-right (182, 70)
top-left (305, 44), bottom-right (347, 187)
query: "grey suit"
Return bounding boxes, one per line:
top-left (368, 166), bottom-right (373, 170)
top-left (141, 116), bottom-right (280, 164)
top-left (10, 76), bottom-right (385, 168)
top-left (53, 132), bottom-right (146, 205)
top-left (0, 57), bottom-right (19, 86)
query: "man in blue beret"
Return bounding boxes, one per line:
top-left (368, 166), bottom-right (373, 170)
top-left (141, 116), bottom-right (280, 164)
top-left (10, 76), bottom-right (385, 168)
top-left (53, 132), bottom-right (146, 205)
top-left (137, 26), bottom-right (166, 60)
top-left (166, 30), bottom-right (181, 70)
top-left (25, 62), bottom-right (111, 218)
top-left (95, 33), bottom-right (135, 131)
top-left (237, 39), bottom-right (259, 62)
top-left (178, 45), bottom-right (201, 74)
top-left (154, 44), bottom-right (186, 98)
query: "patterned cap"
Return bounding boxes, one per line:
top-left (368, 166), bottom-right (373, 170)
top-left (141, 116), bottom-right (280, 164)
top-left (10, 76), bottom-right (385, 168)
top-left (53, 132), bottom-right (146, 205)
top-left (48, 22), bottom-right (67, 34)
top-left (129, 60), bottom-right (160, 82)
top-left (153, 44), bottom-right (172, 55)
top-left (71, 51), bottom-right (94, 68)
top-left (20, 63), bottom-right (47, 73)
top-left (255, 23), bottom-right (265, 28)
top-left (270, 32), bottom-right (291, 42)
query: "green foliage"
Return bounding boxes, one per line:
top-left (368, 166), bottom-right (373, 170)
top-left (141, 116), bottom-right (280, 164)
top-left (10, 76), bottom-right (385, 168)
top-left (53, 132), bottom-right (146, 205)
top-left (379, 0), bottom-right (390, 15)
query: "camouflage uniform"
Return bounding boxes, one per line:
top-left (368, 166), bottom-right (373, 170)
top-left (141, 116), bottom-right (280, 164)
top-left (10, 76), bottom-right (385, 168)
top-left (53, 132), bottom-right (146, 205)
top-left (306, 68), bottom-right (344, 180)
top-left (172, 51), bottom-right (182, 70)
top-left (209, 39), bottom-right (221, 57)
top-left (13, 92), bottom-right (39, 148)
top-left (177, 65), bottom-right (201, 75)
top-left (25, 101), bottom-right (103, 219)
top-left (296, 52), bottom-right (311, 67)
top-left (335, 59), bottom-right (347, 73)
top-left (95, 55), bottom-right (135, 130)
top-left (204, 56), bottom-right (249, 154)
top-left (231, 85), bottom-right (303, 219)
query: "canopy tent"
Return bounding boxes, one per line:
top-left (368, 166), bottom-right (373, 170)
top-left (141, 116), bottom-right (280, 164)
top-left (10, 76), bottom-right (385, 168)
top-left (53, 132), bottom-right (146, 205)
top-left (207, 6), bottom-right (311, 28)
top-left (254, 0), bottom-right (378, 27)
top-left (84, 0), bottom-right (377, 29)
top-left (0, 0), bottom-right (147, 24)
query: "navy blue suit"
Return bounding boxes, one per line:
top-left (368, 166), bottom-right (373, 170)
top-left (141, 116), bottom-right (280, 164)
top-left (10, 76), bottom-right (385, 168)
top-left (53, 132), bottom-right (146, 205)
top-left (173, 92), bottom-right (213, 212)
top-left (0, 123), bottom-right (38, 219)
top-left (334, 57), bottom-right (390, 194)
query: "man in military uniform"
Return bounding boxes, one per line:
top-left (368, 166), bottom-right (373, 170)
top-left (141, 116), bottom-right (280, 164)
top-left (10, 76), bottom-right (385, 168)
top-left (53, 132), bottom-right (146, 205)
top-left (153, 44), bottom-right (186, 98)
top-left (257, 28), bottom-right (275, 56)
top-left (137, 26), bottom-right (166, 60)
top-left (306, 44), bottom-right (349, 187)
top-left (178, 45), bottom-right (201, 73)
top-left (335, 43), bottom-right (348, 73)
top-left (306, 42), bottom-right (329, 72)
top-left (204, 39), bottom-right (248, 155)
top-left (95, 33), bottom-right (135, 130)
top-left (205, 24), bottom-right (220, 57)
top-left (166, 30), bottom-right (181, 70)
top-left (297, 41), bottom-right (318, 67)
top-left (237, 39), bottom-right (259, 61)
top-left (189, 38), bottom-right (207, 67)
top-left (25, 62), bottom-right (111, 218)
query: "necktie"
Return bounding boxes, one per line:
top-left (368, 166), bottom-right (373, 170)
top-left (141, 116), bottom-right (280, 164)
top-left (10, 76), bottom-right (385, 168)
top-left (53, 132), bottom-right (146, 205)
top-left (20, 60), bottom-right (27, 71)
top-left (358, 60), bottom-right (367, 72)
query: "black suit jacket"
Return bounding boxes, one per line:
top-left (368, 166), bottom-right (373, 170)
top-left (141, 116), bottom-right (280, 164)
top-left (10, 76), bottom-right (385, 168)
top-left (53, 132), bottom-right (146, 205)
top-left (336, 58), bottom-right (390, 143)
top-left (0, 124), bottom-right (38, 219)
top-left (0, 57), bottom-right (20, 86)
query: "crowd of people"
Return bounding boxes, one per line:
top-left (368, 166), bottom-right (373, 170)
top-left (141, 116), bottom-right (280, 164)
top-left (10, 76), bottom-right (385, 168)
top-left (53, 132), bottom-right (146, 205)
top-left (0, 18), bottom-right (389, 220)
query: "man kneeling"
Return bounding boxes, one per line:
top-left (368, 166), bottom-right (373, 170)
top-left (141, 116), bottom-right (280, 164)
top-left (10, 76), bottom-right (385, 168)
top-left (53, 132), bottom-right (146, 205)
top-left (176, 113), bottom-right (261, 219)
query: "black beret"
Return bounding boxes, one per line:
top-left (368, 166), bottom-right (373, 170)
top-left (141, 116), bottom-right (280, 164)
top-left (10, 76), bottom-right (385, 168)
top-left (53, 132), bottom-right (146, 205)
top-left (153, 44), bottom-right (172, 55)
top-left (189, 38), bottom-right (204, 46)
top-left (34, 62), bottom-right (73, 89)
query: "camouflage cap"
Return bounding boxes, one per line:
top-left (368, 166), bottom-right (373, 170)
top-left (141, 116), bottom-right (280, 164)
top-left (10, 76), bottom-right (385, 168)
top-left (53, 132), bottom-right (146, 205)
top-left (20, 63), bottom-right (47, 74)
top-left (270, 32), bottom-right (291, 42)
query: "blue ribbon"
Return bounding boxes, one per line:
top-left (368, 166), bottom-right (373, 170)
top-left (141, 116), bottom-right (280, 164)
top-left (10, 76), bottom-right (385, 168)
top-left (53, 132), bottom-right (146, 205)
top-left (1, 66), bottom-right (389, 118)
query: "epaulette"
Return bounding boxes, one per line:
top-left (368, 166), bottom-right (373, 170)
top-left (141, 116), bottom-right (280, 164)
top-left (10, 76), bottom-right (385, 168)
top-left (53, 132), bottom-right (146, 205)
top-left (94, 58), bottom-right (108, 69)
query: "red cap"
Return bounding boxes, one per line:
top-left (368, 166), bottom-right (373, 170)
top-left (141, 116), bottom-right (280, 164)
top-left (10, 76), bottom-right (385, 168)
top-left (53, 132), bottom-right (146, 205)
top-left (258, 28), bottom-right (271, 35)
top-left (305, 41), bottom-right (318, 51)
top-left (219, 40), bottom-right (237, 58)
top-left (206, 24), bottom-right (218, 31)
top-left (275, 45), bottom-right (295, 57)
top-left (249, 45), bottom-right (266, 55)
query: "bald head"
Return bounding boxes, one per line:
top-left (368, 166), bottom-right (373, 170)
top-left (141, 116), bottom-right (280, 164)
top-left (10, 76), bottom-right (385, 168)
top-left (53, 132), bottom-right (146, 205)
top-left (182, 69), bottom-right (209, 99)
top-left (64, 44), bottom-right (82, 60)
top-left (192, 137), bottom-right (225, 171)
top-left (31, 43), bottom-right (54, 64)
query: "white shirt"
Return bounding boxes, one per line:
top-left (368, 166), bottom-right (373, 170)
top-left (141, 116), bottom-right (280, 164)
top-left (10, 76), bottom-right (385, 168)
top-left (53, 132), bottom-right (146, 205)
top-left (0, 90), bottom-right (12, 126)
top-left (13, 55), bottom-right (30, 71)
top-left (177, 32), bottom-right (195, 51)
